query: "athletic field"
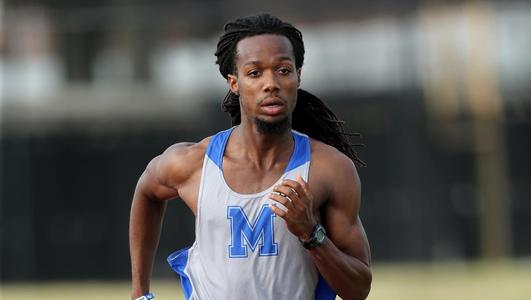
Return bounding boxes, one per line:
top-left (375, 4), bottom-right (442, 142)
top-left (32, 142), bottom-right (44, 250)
top-left (2, 259), bottom-right (530, 299)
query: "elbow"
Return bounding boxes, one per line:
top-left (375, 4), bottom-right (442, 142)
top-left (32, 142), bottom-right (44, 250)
top-left (343, 265), bottom-right (372, 300)
top-left (360, 280), bottom-right (372, 300)
top-left (358, 268), bottom-right (372, 300)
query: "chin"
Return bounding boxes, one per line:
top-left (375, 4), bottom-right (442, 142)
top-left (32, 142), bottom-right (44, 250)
top-left (254, 116), bottom-right (290, 135)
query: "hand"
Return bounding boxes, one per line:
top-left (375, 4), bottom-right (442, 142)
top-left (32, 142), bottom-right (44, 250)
top-left (269, 175), bottom-right (316, 241)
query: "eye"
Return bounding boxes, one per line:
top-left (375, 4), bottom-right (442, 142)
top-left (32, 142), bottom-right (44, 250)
top-left (247, 70), bottom-right (261, 77)
top-left (278, 67), bottom-right (292, 75)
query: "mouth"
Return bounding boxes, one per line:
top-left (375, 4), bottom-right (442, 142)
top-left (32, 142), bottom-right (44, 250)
top-left (260, 97), bottom-right (286, 116)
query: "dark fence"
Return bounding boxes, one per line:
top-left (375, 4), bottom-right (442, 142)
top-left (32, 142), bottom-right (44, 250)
top-left (2, 91), bottom-right (530, 281)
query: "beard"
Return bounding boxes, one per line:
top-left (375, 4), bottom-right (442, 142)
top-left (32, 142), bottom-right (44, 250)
top-left (254, 116), bottom-right (290, 136)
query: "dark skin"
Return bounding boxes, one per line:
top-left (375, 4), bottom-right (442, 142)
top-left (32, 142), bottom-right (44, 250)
top-left (130, 34), bottom-right (372, 300)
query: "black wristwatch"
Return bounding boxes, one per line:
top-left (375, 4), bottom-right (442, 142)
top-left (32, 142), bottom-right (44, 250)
top-left (301, 224), bottom-right (327, 249)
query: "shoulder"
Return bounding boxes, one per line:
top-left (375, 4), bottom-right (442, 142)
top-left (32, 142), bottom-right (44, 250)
top-left (308, 139), bottom-right (361, 205)
top-left (142, 137), bottom-right (211, 195)
top-left (309, 139), bottom-right (360, 182)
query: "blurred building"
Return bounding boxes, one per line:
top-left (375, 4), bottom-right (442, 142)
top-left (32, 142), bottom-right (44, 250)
top-left (1, 0), bottom-right (530, 281)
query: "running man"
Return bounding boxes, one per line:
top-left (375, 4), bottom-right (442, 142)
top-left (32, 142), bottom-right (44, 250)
top-left (130, 13), bottom-right (372, 300)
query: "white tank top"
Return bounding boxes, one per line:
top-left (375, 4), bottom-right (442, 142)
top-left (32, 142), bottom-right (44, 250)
top-left (168, 128), bottom-right (335, 300)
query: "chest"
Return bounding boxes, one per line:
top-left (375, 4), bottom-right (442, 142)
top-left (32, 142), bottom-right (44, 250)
top-left (178, 161), bottom-right (328, 220)
top-left (219, 158), bottom-right (328, 214)
top-left (222, 158), bottom-right (286, 195)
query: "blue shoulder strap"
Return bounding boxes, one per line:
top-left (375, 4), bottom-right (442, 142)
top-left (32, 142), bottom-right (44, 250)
top-left (285, 130), bottom-right (311, 172)
top-left (205, 127), bottom-right (234, 169)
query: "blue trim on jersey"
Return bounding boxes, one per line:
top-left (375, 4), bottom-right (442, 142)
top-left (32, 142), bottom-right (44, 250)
top-left (314, 274), bottom-right (336, 300)
top-left (167, 247), bottom-right (193, 300)
top-left (285, 131), bottom-right (310, 173)
top-left (205, 128), bottom-right (310, 172)
top-left (205, 127), bottom-right (234, 169)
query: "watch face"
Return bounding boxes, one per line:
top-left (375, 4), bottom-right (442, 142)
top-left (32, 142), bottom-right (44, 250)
top-left (301, 225), bottom-right (327, 249)
top-left (315, 227), bottom-right (326, 243)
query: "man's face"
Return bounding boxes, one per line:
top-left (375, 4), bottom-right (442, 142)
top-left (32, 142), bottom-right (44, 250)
top-left (228, 34), bottom-right (301, 133)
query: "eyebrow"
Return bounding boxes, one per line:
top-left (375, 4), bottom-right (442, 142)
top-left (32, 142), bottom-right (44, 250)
top-left (242, 56), bottom-right (294, 67)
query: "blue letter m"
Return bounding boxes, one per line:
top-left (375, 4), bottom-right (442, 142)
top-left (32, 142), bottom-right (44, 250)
top-left (227, 204), bottom-right (278, 258)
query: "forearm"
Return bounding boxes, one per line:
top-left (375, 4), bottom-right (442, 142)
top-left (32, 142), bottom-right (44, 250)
top-left (129, 193), bottom-right (167, 299)
top-left (308, 238), bottom-right (372, 300)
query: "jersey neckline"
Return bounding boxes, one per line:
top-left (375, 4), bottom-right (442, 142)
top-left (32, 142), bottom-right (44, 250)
top-left (217, 126), bottom-right (300, 199)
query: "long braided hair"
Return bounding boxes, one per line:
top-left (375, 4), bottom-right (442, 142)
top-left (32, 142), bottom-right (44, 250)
top-left (215, 13), bottom-right (365, 167)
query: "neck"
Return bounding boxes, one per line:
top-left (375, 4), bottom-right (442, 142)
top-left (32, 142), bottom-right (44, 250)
top-left (232, 119), bottom-right (294, 170)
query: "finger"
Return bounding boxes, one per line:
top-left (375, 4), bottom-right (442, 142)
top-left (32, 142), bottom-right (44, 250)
top-left (269, 204), bottom-right (287, 218)
top-left (296, 175), bottom-right (309, 193)
top-left (272, 186), bottom-right (300, 207)
top-left (288, 187), bottom-right (299, 198)
top-left (269, 192), bottom-right (293, 208)
top-left (279, 179), bottom-right (305, 201)
top-left (273, 185), bottom-right (299, 200)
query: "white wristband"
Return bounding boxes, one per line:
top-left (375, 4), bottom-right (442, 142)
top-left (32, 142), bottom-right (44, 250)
top-left (135, 292), bottom-right (155, 300)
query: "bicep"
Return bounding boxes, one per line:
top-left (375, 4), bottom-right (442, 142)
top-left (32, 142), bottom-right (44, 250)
top-left (322, 162), bottom-right (371, 266)
top-left (324, 211), bottom-right (371, 267)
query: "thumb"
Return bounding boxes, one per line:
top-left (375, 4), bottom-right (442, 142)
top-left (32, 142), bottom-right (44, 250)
top-left (296, 175), bottom-right (308, 191)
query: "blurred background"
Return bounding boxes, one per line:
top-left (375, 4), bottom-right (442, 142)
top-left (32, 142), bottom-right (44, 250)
top-left (1, 0), bottom-right (530, 299)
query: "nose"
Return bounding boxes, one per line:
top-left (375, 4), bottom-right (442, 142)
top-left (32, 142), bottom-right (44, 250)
top-left (263, 70), bottom-right (280, 93)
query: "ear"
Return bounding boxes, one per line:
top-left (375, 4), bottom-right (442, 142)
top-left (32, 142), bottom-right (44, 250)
top-left (296, 68), bottom-right (301, 88)
top-left (227, 74), bottom-right (239, 95)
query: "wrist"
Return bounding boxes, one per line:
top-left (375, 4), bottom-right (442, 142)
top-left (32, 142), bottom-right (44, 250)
top-left (300, 224), bottom-right (327, 249)
top-left (131, 288), bottom-right (152, 300)
top-left (133, 292), bottom-right (155, 300)
top-left (299, 223), bottom-right (317, 242)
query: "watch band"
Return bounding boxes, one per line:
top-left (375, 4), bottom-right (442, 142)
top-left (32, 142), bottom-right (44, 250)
top-left (135, 292), bottom-right (155, 300)
top-left (301, 224), bottom-right (326, 249)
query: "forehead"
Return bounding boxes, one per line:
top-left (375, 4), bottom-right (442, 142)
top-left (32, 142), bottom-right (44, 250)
top-left (235, 34), bottom-right (294, 65)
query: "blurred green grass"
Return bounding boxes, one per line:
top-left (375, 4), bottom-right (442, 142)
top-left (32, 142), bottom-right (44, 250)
top-left (2, 259), bottom-right (530, 300)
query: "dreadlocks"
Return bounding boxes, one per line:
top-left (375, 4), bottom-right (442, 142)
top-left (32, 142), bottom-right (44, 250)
top-left (214, 13), bottom-right (365, 167)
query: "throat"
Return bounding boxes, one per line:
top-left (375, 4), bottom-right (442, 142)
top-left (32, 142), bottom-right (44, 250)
top-left (222, 129), bottom-right (295, 195)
